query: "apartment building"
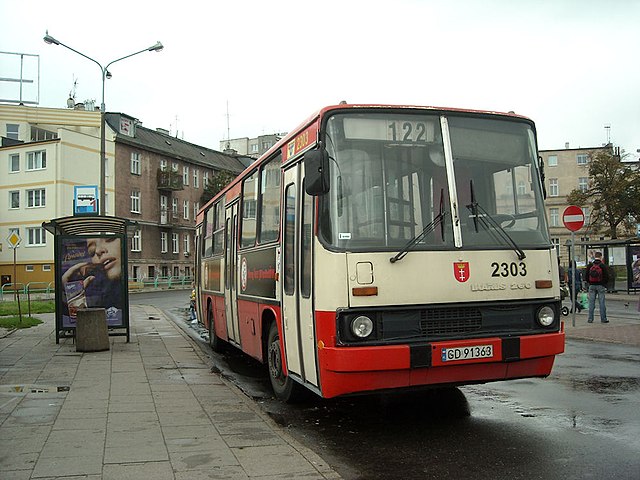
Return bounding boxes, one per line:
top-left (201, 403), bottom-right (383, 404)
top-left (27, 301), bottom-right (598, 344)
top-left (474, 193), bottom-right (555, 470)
top-left (107, 113), bottom-right (245, 281)
top-left (539, 144), bottom-right (610, 263)
top-left (220, 133), bottom-right (284, 160)
top-left (0, 103), bottom-right (245, 289)
top-left (0, 104), bottom-right (103, 288)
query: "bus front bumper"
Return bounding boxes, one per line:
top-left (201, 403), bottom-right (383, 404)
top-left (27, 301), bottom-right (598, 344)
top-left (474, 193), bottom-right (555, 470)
top-left (317, 327), bottom-right (565, 398)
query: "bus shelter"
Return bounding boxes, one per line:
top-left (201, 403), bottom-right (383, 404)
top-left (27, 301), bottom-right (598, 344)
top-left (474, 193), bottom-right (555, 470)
top-left (43, 215), bottom-right (137, 343)
top-left (568, 239), bottom-right (640, 294)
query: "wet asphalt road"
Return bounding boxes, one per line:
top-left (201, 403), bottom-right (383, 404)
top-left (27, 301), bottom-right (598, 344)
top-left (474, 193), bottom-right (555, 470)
top-left (133, 290), bottom-right (640, 480)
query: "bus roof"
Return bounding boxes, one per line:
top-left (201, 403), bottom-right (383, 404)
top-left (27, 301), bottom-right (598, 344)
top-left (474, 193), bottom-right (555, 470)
top-left (196, 103), bottom-right (534, 223)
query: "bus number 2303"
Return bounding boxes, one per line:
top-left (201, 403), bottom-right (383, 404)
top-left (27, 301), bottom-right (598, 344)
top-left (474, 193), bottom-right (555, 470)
top-left (491, 261), bottom-right (526, 277)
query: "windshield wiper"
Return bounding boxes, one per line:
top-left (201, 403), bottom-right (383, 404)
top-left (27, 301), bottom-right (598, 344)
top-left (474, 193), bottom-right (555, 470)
top-left (390, 190), bottom-right (447, 264)
top-left (466, 181), bottom-right (526, 260)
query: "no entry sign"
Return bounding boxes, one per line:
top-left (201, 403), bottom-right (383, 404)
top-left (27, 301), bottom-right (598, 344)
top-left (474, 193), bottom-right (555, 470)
top-left (563, 205), bottom-right (585, 232)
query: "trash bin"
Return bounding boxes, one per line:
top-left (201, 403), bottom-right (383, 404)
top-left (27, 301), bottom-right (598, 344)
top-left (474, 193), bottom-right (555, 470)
top-left (76, 308), bottom-right (110, 352)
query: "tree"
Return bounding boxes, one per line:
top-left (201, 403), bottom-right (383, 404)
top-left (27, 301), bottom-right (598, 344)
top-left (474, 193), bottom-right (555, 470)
top-left (566, 149), bottom-right (640, 239)
top-left (200, 170), bottom-right (237, 205)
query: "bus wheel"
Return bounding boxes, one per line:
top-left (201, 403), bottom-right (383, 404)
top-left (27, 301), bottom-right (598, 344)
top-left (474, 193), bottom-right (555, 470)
top-left (267, 322), bottom-right (303, 402)
top-left (208, 304), bottom-right (225, 353)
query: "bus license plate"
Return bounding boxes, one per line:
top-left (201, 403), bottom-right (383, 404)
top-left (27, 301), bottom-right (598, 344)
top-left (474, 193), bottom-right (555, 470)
top-left (442, 344), bottom-right (493, 362)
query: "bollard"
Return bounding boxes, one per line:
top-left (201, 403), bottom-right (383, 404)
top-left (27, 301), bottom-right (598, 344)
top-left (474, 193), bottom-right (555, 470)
top-left (76, 308), bottom-right (110, 352)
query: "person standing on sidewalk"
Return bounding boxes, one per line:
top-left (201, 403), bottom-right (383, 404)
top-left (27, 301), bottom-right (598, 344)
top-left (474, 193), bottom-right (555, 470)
top-left (586, 251), bottom-right (609, 323)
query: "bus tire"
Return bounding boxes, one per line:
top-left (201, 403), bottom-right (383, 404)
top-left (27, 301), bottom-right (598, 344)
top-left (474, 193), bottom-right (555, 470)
top-left (267, 321), bottom-right (304, 402)
top-left (208, 304), bottom-right (225, 353)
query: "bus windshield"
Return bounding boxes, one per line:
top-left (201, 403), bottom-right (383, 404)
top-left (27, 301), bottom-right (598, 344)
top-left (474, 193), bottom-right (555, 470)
top-left (319, 111), bottom-right (550, 252)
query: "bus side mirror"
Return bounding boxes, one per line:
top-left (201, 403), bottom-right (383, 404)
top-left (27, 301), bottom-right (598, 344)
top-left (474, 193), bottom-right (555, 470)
top-left (304, 147), bottom-right (330, 196)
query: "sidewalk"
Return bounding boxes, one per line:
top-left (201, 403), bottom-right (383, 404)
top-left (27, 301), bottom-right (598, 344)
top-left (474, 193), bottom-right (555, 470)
top-left (564, 293), bottom-right (640, 347)
top-left (0, 305), bottom-right (340, 480)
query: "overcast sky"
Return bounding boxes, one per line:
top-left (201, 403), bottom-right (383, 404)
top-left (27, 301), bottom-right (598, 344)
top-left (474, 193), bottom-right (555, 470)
top-left (1, 0), bottom-right (638, 156)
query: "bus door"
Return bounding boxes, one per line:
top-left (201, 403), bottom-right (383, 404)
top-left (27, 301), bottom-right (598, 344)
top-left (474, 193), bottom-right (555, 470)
top-left (282, 165), bottom-right (318, 387)
top-left (224, 201), bottom-right (240, 344)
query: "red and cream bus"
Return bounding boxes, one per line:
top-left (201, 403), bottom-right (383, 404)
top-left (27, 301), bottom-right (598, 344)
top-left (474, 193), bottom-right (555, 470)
top-left (195, 104), bottom-right (565, 401)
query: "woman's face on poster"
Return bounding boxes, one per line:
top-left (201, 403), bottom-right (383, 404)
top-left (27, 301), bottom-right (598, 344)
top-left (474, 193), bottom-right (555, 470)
top-left (87, 237), bottom-right (122, 281)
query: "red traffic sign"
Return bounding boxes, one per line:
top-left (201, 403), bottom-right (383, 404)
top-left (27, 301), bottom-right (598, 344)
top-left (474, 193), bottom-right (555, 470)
top-left (563, 205), bottom-right (585, 232)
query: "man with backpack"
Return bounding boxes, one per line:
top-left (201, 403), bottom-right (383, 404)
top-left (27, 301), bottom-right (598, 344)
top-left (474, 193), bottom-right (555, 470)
top-left (586, 251), bottom-right (609, 323)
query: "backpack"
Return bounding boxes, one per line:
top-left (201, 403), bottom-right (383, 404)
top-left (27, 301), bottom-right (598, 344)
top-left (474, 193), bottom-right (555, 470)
top-left (588, 262), bottom-right (603, 284)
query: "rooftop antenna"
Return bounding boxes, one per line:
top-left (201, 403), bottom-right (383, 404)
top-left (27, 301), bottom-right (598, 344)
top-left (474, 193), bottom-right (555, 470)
top-left (174, 115), bottom-right (179, 138)
top-left (67, 77), bottom-right (77, 108)
top-left (604, 124), bottom-right (611, 144)
top-left (226, 100), bottom-right (231, 150)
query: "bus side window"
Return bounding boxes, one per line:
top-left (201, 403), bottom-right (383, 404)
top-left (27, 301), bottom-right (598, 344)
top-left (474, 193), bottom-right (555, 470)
top-left (241, 171), bottom-right (259, 248)
top-left (284, 184), bottom-right (296, 295)
top-left (259, 156), bottom-right (281, 243)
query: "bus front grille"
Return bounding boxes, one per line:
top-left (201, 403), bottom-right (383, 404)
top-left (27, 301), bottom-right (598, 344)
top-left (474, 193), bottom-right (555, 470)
top-left (420, 308), bottom-right (483, 336)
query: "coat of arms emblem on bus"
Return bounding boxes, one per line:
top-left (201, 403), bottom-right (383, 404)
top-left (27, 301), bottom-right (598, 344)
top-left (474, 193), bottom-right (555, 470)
top-left (454, 262), bottom-right (470, 282)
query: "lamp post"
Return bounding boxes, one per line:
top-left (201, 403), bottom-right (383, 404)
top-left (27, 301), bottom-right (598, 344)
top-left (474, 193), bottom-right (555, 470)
top-left (43, 32), bottom-right (163, 216)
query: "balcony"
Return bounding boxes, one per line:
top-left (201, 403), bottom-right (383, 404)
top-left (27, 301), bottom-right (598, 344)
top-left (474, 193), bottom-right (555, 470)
top-left (157, 169), bottom-right (184, 191)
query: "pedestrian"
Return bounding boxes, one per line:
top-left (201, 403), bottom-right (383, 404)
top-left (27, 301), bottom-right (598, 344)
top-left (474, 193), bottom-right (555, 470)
top-left (568, 260), bottom-right (583, 313)
top-left (586, 251), bottom-right (609, 323)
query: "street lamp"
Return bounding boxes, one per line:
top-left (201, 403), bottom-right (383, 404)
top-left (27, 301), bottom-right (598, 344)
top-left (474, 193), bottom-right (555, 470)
top-left (43, 32), bottom-right (163, 216)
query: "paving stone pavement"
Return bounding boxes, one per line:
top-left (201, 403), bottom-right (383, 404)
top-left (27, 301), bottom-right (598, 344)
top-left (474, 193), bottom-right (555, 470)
top-left (0, 305), bottom-right (341, 479)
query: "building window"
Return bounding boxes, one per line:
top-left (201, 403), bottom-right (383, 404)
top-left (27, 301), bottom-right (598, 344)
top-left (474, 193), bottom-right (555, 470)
top-left (172, 162), bottom-right (178, 172)
top-left (583, 207), bottom-right (590, 226)
top-left (550, 208), bottom-right (559, 227)
top-left (183, 233), bottom-right (190, 254)
top-left (25, 265), bottom-right (35, 272)
top-left (548, 155), bottom-right (558, 167)
top-left (577, 153), bottom-right (588, 165)
top-left (173, 266), bottom-right (180, 277)
top-left (262, 141), bottom-right (270, 150)
top-left (193, 169), bottom-right (199, 188)
top-left (148, 265), bottom-right (155, 278)
top-left (130, 152), bottom-right (141, 175)
top-left (172, 198), bottom-right (178, 217)
top-left (42, 264), bottom-right (51, 272)
top-left (132, 229), bottom-right (141, 252)
top-left (183, 200), bottom-right (189, 220)
top-left (30, 126), bottom-right (57, 141)
top-left (193, 201), bottom-right (199, 220)
top-left (251, 144), bottom-right (259, 153)
top-left (517, 180), bottom-right (526, 196)
top-left (161, 232), bottom-right (168, 253)
top-left (552, 238), bottom-right (560, 255)
top-left (27, 227), bottom-right (46, 246)
top-left (185, 266), bottom-right (191, 278)
top-left (27, 189), bottom-right (46, 207)
top-left (9, 191), bottom-right (20, 209)
top-left (578, 177), bottom-right (588, 193)
top-left (6, 124), bottom-right (19, 140)
top-left (160, 159), bottom-right (167, 171)
top-left (172, 233), bottom-right (179, 253)
top-left (131, 190), bottom-right (140, 213)
top-left (203, 171), bottom-right (209, 188)
top-left (549, 178), bottom-right (558, 197)
top-left (27, 151), bottom-right (46, 170)
top-left (183, 166), bottom-right (189, 186)
top-left (9, 154), bottom-right (19, 173)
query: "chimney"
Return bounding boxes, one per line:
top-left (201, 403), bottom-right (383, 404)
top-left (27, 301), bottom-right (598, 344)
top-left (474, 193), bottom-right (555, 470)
top-left (565, 142), bottom-right (570, 149)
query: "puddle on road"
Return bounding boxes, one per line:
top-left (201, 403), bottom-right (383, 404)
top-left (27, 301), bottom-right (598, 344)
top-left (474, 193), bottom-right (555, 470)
top-left (558, 375), bottom-right (640, 394)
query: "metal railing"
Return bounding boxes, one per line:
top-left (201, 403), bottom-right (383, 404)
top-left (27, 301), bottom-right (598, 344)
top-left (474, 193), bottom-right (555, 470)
top-left (128, 275), bottom-right (192, 291)
top-left (2, 277), bottom-right (192, 301)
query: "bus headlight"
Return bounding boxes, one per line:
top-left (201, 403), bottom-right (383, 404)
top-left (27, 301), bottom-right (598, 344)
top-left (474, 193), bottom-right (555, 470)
top-left (537, 306), bottom-right (555, 327)
top-left (351, 315), bottom-right (374, 338)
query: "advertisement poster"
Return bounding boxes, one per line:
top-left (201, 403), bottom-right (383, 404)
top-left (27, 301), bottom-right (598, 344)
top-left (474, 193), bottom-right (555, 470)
top-left (60, 236), bottom-right (125, 328)
top-left (630, 246), bottom-right (640, 289)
